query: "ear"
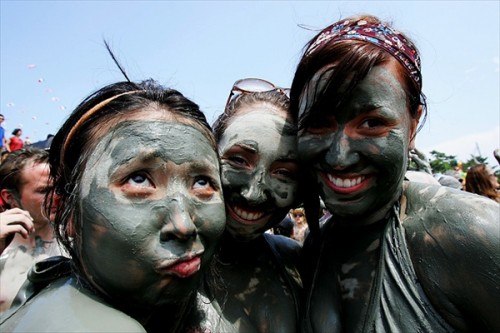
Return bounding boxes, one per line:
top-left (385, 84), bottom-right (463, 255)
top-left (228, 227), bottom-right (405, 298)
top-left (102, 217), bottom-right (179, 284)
top-left (0, 189), bottom-right (18, 208)
top-left (409, 105), bottom-right (423, 150)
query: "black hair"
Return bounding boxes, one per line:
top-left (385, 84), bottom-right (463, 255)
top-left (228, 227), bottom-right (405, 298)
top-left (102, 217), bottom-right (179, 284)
top-left (46, 79), bottom-right (217, 271)
top-left (290, 15), bottom-right (427, 235)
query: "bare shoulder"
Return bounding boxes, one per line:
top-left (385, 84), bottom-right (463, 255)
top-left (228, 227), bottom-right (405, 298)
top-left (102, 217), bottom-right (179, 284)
top-left (402, 181), bottom-right (500, 331)
top-left (402, 181), bottom-right (499, 263)
top-left (404, 181), bottom-right (498, 232)
top-left (0, 276), bottom-right (146, 332)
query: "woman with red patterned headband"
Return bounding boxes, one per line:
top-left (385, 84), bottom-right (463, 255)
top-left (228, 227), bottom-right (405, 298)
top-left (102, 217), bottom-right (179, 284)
top-left (290, 15), bottom-right (500, 332)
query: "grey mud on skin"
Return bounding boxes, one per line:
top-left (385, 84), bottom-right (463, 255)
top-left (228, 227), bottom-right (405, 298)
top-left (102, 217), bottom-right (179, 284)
top-left (202, 95), bottom-right (303, 333)
top-left (0, 114), bottom-right (227, 332)
top-left (218, 108), bottom-right (299, 240)
top-left (79, 120), bottom-right (225, 305)
top-left (291, 15), bottom-right (500, 333)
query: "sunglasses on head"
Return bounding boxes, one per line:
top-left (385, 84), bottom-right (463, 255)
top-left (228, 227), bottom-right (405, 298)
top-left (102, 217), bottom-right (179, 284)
top-left (225, 78), bottom-right (290, 107)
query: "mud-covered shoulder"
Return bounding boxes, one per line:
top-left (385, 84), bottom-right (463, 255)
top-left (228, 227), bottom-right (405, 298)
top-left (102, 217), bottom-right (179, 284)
top-left (0, 276), bottom-right (146, 332)
top-left (401, 181), bottom-right (500, 331)
top-left (402, 181), bottom-right (498, 241)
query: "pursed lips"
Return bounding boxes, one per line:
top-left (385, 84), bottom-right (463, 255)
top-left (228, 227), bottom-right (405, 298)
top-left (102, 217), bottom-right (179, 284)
top-left (156, 251), bottom-right (204, 278)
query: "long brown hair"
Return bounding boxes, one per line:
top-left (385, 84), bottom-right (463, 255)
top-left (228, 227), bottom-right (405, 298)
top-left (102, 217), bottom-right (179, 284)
top-left (465, 164), bottom-right (500, 202)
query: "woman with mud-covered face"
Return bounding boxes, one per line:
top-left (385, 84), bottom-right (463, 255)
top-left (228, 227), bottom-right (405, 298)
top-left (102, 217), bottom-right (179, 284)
top-left (0, 81), bottom-right (226, 333)
top-left (290, 15), bottom-right (500, 332)
top-left (202, 79), bottom-right (302, 333)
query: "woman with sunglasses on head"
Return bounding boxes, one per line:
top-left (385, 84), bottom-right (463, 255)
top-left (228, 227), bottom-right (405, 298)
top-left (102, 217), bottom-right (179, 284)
top-left (204, 78), bottom-right (302, 332)
top-left (0, 80), bottom-right (226, 332)
top-left (290, 15), bottom-right (500, 332)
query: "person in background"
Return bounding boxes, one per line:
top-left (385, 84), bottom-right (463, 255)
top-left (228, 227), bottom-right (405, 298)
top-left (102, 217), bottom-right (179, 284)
top-left (0, 115), bottom-right (8, 153)
top-left (290, 14), bottom-right (499, 332)
top-left (7, 129), bottom-right (23, 152)
top-left (0, 151), bottom-right (10, 164)
top-left (207, 78), bottom-right (302, 332)
top-left (0, 148), bottom-right (60, 313)
top-left (290, 207), bottom-right (308, 244)
top-left (435, 174), bottom-right (463, 190)
top-left (0, 80), bottom-right (226, 332)
top-left (465, 164), bottom-right (500, 202)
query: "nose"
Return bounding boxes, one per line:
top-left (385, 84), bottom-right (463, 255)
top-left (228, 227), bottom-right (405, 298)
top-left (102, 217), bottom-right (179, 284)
top-left (241, 168), bottom-right (270, 205)
top-left (160, 196), bottom-right (197, 242)
top-left (324, 130), bottom-right (360, 170)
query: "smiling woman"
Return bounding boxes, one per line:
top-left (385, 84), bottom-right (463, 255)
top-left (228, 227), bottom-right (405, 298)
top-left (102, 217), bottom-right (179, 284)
top-left (204, 78), bottom-right (303, 332)
top-left (0, 80), bottom-right (226, 332)
top-left (290, 14), bottom-right (500, 332)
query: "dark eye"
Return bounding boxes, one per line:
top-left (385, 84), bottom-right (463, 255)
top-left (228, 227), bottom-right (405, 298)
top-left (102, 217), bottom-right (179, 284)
top-left (192, 176), bottom-right (216, 198)
top-left (193, 177), bottom-right (209, 188)
top-left (227, 155), bottom-right (248, 167)
top-left (127, 173), bottom-right (153, 187)
top-left (273, 168), bottom-right (295, 180)
top-left (360, 118), bottom-right (385, 129)
top-left (271, 162), bottom-right (299, 181)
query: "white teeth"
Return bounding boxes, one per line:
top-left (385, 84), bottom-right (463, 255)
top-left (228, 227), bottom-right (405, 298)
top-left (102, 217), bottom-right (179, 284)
top-left (327, 174), bottom-right (365, 188)
top-left (233, 206), bottom-right (264, 221)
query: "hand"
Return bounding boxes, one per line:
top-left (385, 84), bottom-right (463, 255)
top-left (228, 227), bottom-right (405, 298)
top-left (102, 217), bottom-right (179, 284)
top-left (0, 208), bottom-right (34, 254)
top-left (409, 148), bottom-right (433, 175)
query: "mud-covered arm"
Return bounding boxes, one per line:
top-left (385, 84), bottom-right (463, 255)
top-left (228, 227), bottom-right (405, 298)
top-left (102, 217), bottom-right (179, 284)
top-left (405, 185), bottom-right (500, 331)
top-left (408, 148), bottom-right (433, 174)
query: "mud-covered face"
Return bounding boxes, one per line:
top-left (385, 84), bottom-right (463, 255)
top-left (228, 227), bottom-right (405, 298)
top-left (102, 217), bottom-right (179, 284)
top-left (298, 62), bottom-right (418, 225)
top-left (218, 107), bottom-right (298, 240)
top-left (77, 118), bottom-right (225, 307)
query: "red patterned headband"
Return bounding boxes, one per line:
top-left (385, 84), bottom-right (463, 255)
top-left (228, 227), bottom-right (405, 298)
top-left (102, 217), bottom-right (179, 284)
top-left (305, 19), bottom-right (422, 88)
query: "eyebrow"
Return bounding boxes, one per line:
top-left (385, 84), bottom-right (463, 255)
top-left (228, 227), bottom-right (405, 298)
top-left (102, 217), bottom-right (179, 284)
top-left (274, 156), bottom-right (299, 163)
top-left (232, 140), bottom-right (258, 154)
top-left (110, 151), bottom-right (162, 170)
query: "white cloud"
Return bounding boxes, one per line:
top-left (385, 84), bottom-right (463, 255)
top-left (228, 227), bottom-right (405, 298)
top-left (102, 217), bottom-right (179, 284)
top-left (422, 126), bottom-right (500, 162)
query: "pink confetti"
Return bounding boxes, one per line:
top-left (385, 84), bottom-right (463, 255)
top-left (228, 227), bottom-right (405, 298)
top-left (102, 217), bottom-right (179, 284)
top-left (27, 64), bottom-right (37, 69)
top-left (51, 97), bottom-right (60, 102)
top-left (37, 78), bottom-right (44, 83)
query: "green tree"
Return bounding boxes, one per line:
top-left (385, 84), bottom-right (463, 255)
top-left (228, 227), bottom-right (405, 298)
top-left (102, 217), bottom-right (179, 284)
top-left (428, 150), bottom-right (457, 174)
top-left (462, 155), bottom-right (489, 171)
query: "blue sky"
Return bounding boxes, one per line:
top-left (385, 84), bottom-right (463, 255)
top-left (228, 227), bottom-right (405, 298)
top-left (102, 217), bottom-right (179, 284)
top-left (1, 1), bottom-right (499, 162)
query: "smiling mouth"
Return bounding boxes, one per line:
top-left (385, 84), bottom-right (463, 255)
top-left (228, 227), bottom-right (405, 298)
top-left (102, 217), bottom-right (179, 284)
top-left (227, 204), bottom-right (271, 225)
top-left (321, 172), bottom-right (371, 194)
